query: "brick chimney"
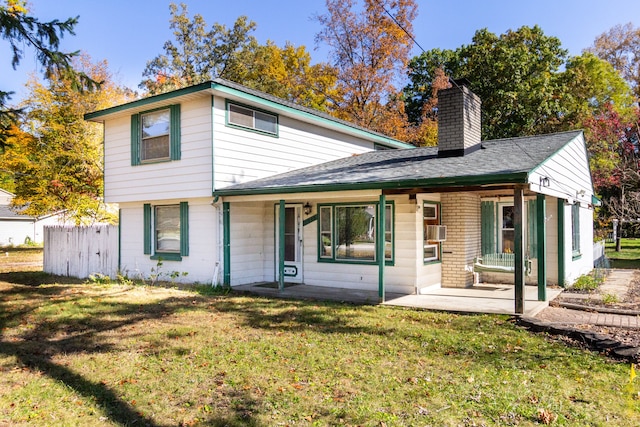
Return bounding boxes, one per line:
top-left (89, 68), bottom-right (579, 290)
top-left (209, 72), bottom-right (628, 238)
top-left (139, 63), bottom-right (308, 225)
top-left (437, 82), bottom-right (482, 157)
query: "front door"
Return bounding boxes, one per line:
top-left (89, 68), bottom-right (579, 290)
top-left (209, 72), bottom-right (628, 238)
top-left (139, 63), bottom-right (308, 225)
top-left (275, 205), bottom-right (303, 283)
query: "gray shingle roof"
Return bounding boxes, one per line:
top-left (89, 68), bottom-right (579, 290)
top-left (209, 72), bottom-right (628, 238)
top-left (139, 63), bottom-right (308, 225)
top-left (214, 130), bottom-right (583, 196)
top-left (0, 205), bottom-right (34, 220)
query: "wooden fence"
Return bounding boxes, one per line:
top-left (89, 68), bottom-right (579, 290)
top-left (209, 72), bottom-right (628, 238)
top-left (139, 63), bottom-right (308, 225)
top-left (43, 225), bottom-right (118, 279)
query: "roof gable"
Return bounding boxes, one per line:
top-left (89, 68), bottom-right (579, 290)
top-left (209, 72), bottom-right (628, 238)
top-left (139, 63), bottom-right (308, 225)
top-left (214, 130), bottom-right (585, 196)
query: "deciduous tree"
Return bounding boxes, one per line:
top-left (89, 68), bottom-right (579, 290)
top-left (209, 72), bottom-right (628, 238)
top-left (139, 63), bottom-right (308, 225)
top-left (315, 0), bottom-right (418, 139)
top-left (0, 56), bottom-right (131, 224)
top-left (587, 23), bottom-right (640, 100)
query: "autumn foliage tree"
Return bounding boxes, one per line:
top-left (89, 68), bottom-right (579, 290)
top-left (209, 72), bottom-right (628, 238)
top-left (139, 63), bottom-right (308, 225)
top-left (588, 22), bottom-right (640, 100)
top-left (0, 56), bottom-right (132, 224)
top-left (315, 0), bottom-right (418, 140)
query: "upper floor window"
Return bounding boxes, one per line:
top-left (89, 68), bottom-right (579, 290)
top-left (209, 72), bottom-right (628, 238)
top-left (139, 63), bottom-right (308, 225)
top-left (131, 105), bottom-right (181, 166)
top-left (227, 102), bottom-right (278, 136)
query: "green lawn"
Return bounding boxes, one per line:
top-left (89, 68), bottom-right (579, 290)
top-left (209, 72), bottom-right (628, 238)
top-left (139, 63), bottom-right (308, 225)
top-left (606, 238), bottom-right (640, 268)
top-left (0, 274), bottom-right (638, 426)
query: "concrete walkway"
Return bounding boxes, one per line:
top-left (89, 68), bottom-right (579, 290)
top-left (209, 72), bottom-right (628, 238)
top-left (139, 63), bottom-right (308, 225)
top-left (234, 282), bottom-right (561, 316)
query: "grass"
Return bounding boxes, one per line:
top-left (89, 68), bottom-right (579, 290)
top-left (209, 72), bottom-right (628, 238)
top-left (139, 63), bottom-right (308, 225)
top-left (0, 256), bottom-right (639, 425)
top-left (606, 238), bottom-right (640, 269)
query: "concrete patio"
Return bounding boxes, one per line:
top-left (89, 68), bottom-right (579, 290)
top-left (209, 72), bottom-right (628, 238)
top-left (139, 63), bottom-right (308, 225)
top-left (232, 283), bottom-right (562, 316)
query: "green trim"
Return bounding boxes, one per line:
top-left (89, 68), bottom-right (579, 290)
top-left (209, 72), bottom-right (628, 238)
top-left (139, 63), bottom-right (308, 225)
top-left (151, 253), bottom-right (182, 261)
top-left (514, 187), bottom-right (525, 315)
top-left (536, 194), bottom-right (547, 301)
top-left (143, 204), bottom-right (151, 255)
top-left (180, 201), bottom-right (189, 256)
top-left (213, 172), bottom-right (529, 197)
top-left (131, 105), bottom-right (181, 166)
top-left (170, 104), bottom-right (181, 160)
top-left (316, 201), bottom-right (394, 266)
top-left (572, 253), bottom-right (582, 261)
top-left (527, 199), bottom-right (537, 255)
top-left (85, 81), bottom-right (213, 120)
top-left (557, 199), bottom-right (566, 288)
top-left (480, 201), bottom-right (496, 255)
top-left (130, 114), bottom-right (140, 166)
top-left (529, 131), bottom-right (583, 178)
top-left (214, 84), bottom-right (410, 149)
top-left (223, 202), bottom-right (231, 286)
top-left (118, 208), bottom-right (122, 273)
top-left (211, 96), bottom-right (215, 192)
top-left (378, 194), bottom-right (386, 302)
top-left (278, 200), bottom-right (286, 291)
top-left (225, 99), bottom-right (279, 138)
top-left (85, 80), bottom-right (410, 150)
top-left (303, 214), bottom-right (317, 226)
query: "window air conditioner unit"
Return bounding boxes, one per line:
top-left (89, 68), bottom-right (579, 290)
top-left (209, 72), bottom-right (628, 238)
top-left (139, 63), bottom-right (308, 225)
top-left (427, 225), bottom-right (447, 242)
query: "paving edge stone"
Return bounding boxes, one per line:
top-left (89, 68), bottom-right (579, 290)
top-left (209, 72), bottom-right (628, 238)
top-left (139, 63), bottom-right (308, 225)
top-left (556, 301), bottom-right (640, 316)
top-left (517, 316), bottom-right (640, 363)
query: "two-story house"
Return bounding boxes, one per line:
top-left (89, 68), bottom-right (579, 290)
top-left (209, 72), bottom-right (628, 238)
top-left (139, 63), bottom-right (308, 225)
top-left (86, 79), bottom-right (596, 313)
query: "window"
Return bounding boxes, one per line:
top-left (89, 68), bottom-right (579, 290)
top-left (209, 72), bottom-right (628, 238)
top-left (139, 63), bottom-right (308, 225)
top-left (423, 202), bottom-right (441, 262)
top-left (131, 105), bottom-right (181, 165)
top-left (499, 204), bottom-right (515, 253)
top-left (144, 202), bottom-right (189, 260)
top-left (571, 203), bottom-right (580, 257)
top-left (227, 102), bottom-right (278, 135)
top-left (318, 203), bottom-right (393, 264)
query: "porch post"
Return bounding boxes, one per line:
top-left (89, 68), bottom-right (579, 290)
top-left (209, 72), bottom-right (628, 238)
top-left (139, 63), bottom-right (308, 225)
top-left (557, 199), bottom-right (566, 287)
top-left (514, 186), bottom-right (525, 314)
top-left (223, 202), bottom-right (231, 286)
top-left (278, 200), bottom-right (286, 291)
top-left (378, 194), bottom-right (386, 303)
top-left (536, 194), bottom-right (547, 301)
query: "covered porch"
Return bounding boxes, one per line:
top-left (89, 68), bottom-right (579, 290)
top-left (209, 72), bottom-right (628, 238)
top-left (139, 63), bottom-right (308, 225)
top-left (233, 282), bottom-right (561, 316)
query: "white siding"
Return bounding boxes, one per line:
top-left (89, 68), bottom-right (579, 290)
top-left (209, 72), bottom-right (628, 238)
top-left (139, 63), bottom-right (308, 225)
top-left (119, 198), bottom-right (217, 284)
top-left (213, 96), bottom-right (376, 188)
top-left (0, 220), bottom-right (35, 246)
top-left (104, 96), bottom-right (213, 203)
top-left (226, 194), bottom-right (420, 294)
top-left (529, 133), bottom-right (594, 204)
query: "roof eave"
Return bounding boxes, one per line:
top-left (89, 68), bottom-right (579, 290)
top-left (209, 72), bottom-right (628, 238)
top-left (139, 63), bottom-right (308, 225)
top-left (213, 172), bottom-right (530, 197)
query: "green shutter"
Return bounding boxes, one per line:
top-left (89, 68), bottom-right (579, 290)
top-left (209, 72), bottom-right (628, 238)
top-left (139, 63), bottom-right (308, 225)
top-left (131, 114), bottom-right (140, 166)
top-left (170, 104), bottom-right (181, 160)
top-left (143, 203), bottom-right (151, 254)
top-left (180, 201), bottom-right (189, 256)
top-left (527, 199), bottom-right (537, 256)
top-left (481, 201), bottom-right (496, 255)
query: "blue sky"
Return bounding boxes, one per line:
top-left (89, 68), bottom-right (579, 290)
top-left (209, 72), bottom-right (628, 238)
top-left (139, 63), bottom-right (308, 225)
top-left (3, 0), bottom-right (640, 104)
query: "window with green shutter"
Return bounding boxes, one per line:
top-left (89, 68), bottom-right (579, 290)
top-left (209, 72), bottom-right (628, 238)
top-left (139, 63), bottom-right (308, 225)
top-left (571, 203), bottom-right (580, 258)
top-left (143, 202), bottom-right (189, 261)
top-left (131, 105), bottom-right (181, 165)
top-left (480, 201), bottom-right (496, 255)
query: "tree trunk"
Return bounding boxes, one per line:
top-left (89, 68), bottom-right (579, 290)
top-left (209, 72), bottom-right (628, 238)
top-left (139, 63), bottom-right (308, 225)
top-left (616, 221), bottom-right (622, 252)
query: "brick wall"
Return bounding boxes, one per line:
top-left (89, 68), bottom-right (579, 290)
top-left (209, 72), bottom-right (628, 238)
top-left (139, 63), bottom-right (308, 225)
top-left (441, 192), bottom-right (481, 287)
top-left (437, 85), bottom-right (482, 156)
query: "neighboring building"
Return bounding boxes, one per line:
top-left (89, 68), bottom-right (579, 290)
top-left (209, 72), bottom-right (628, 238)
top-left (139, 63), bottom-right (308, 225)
top-left (0, 189), bottom-right (66, 246)
top-left (85, 79), bottom-right (595, 311)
